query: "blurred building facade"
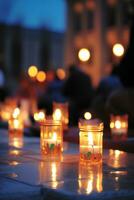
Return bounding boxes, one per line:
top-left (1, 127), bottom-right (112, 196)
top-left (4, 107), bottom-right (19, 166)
top-left (65, 0), bottom-right (131, 87)
top-left (0, 0), bottom-right (132, 88)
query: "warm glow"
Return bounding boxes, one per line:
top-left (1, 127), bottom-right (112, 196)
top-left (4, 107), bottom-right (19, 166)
top-left (56, 68), bottom-right (66, 80)
top-left (110, 122), bottom-right (114, 129)
top-left (78, 48), bottom-right (90, 62)
top-left (12, 107), bottom-right (20, 118)
top-left (9, 150), bottom-right (20, 156)
top-left (13, 119), bottom-right (20, 129)
top-left (34, 111), bottom-right (45, 122)
top-left (112, 43), bottom-right (124, 57)
top-left (122, 122), bottom-right (126, 128)
top-left (114, 150), bottom-right (122, 159)
top-left (88, 132), bottom-right (94, 146)
top-left (84, 112), bottom-right (92, 120)
top-left (53, 109), bottom-right (62, 121)
top-left (86, 180), bottom-right (93, 194)
top-left (115, 120), bottom-right (121, 129)
top-left (38, 111), bottom-right (45, 121)
top-left (28, 65), bottom-right (38, 78)
top-left (52, 132), bottom-right (57, 142)
top-left (34, 113), bottom-right (39, 121)
top-left (36, 71), bottom-right (46, 82)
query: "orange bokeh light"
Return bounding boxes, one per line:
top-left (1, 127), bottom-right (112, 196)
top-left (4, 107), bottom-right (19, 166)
top-left (36, 71), bottom-right (46, 82)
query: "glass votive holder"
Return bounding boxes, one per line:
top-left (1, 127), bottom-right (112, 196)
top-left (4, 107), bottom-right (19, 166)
top-left (78, 162), bottom-right (103, 194)
top-left (8, 109), bottom-right (24, 148)
top-left (110, 114), bottom-right (128, 141)
top-left (79, 119), bottom-right (103, 164)
top-left (53, 102), bottom-right (69, 131)
top-left (40, 119), bottom-right (63, 159)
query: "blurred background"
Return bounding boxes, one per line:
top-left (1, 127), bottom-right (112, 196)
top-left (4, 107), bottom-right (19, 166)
top-left (0, 0), bottom-right (134, 127)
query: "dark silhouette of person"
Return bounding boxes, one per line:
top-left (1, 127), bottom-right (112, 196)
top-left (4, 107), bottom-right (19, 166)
top-left (62, 64), bottom-right (94, 126)
top-left (105, 16), bottom-right (134, 129)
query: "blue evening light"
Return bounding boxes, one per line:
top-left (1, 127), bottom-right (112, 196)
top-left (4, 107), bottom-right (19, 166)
top-left (0, 0), bottom-right (67, 32)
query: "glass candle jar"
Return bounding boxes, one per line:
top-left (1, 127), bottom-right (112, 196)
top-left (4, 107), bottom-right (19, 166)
top-left (79, 119), bottom-right (103, 164)
top-left (40, 119), bottom-right (63, 158)
top-left (8, 108), bottom-right (24, 148)
top-left (53, 102), bottom-right (69, 131)
top-left (110, 114), bottom-right (128, 141)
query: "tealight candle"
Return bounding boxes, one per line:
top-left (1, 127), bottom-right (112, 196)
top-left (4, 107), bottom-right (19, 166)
top-left (40, 119), bottom-right (63, 158)
top-left (110, 114), bottom-right (128, 141)
top-left (8, 108), bottom-right (24, 148)
top-left (79, 119), bottom-right (103, 164)
top-left (53, 102), bottom-right (69, 131)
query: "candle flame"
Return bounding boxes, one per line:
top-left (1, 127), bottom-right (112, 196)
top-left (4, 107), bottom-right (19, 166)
top-left (12, 107), bottom-right (20, 118)
top-left (115, 120), bottom-right (121, 129)
top-left (88, 132), bottom-right (93, 146)
top-left (53, 109), bottom-right (62, 120)
top-left (14, 119), bottom-right (20, 129)
top-left (52, 132), bottom-right (57, 141)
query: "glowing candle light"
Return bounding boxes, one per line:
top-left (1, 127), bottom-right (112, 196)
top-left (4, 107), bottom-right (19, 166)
top-left (40, 119), bottom-right (63, 159)
top-left (53, 102), bottom-right (69, 131)
top-left (8, 108), bottom-right (24, 148)
top-left (110, 114), bottom-right (128, 141)
top-left (34, 110), bottom-right (45, 123)
top-left (79, 119), bottom-right (103, 164)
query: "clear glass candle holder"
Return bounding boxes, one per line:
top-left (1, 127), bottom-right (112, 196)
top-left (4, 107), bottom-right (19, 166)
top-left (40, 119), bottom-right (63, 158)
top-left (110, 114), bottom-right (128, 141)
top-left (8, 112), bottom-right (24, 148)
top-left (79, 119), bottom-right (103, 164)
top-left (53, 102), bottom-right (69, 130)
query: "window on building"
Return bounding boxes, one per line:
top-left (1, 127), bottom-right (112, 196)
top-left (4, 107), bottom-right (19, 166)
top-left (73, 12), bottom-right (83, 33)
top-left (86, 9), bottom-right (94, 30)
top-left (106, 4), bottom-right (117, 27)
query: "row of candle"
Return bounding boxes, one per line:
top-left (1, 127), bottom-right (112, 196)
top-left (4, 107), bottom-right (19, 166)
top-left (5, 100), bottom-right (128, 164)
top-left (1, 98), bottom-right (128, 139)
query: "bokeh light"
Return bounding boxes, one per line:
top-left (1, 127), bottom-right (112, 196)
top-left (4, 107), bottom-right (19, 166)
top-left (36, 71), bottom-right (46, 82)
top-left (112, 43), bottom-right (124, 57)
top-left (84, 112), bottom-right (92, 120)
top-left (78, 48), bottom-right (91, 62)
top-left (56, 68), bottom-right (66, 80)
top-left (28, 65), bottom-right (38, 78)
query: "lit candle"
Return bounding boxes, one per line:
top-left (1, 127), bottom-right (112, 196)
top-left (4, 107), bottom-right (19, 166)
top-left (110, 114), bottom-right (128, 141)
top-left (34, 110), bottom-right (45, 123)
top-left (79, 119), bottom-right (103, 164)
top-left (40, 119), bottom-right (63, 158)
top-left (53, 102), bottom-right (69, 131)
top-left (8, 108), bottom-right (24, 148)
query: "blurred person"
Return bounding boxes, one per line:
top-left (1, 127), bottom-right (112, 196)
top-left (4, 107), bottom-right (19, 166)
top-left (38, 70), bottom-right (67, 114)
top-left (62, 64), bottom-right (94, 126)
top-left (105, 16), bottom-right (134, 129)
top-left (90, 65), bottom-right (123, 126)
top-left (0, 59), bottom-right (8, 101)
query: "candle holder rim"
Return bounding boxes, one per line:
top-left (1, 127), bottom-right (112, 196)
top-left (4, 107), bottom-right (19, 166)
top-left (40, 119), bottom-right (62, 126)
top-left (78, 118), bottom-right (103, 131)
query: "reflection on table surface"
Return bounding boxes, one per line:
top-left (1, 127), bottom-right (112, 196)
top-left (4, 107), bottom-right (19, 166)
top-left (0, 129), bottom-right (134, 197)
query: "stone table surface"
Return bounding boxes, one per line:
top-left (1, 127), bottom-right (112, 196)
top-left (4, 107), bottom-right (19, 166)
top-left (0, 129), bottom-right (134, 200)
